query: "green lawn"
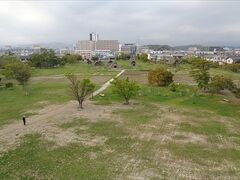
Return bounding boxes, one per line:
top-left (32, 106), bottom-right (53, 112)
top-left (93, 84), bottom-right (240, 120)
top-left (0, 82), bottom-right (70, 126)
top-left (0, 63), bottom-right (118, 127)
top-left (117, 60), bottom-right (157, 70)
top-left (177, 64), bottom-right (240, 80)
top-left (1, 61), bottom-right (240, 179)
top-left (1, 93), bottom-right (240, 179)
top-left (32, 62), bottom-right (119, 76)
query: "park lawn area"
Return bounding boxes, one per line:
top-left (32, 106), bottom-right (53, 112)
top-left (93, 84), bottom-right (240, 120)
top-left (1, 83), bottom-right (240, 179)
top-left (0, 81), bottom-right (70, 126)
top-left (32, 62), bottom-right (119, 77)
top-left (210, 67), bottom-right (240, 80)
top-left (0, 63), bottom-right (118, 127)
top-left (177, 63), bottom-right (240, 81)
top-left (117, 60), bottom-right (157, 70)
top-left (1, 61), bottom-right (240, 179)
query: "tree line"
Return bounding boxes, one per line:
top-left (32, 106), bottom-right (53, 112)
top-left (0, 49), bottom-right (83, 92)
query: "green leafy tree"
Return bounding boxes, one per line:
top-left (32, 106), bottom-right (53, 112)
top-left (222, 64), bottom-right (240, 73)
top-left (0, 55), bottom-right (19, 69)
top-left (62, 54), bottom-right (82, 64)
top-left (137, 53), bottom-right (148, 62)
top-left (30, 49), bottom-right (60, 68)
top-left (190, 58), bottom-right (211, 91)
top-left (117, 53), bottom-right (131, 60)
top-left (4, 61), bottom-right (31, 86)
top-left (209, 75), bottom-right (239, 98)
top-left (91, 56), bottom-right (99, 62)
top-left (169, 83), bottom-right (177, 92)
top-left (111, 77), bottom-right (140, 105)
top-left (66, 73), bottom-right (95, 109)
top-left (148, 67), bottom-right (173, 86)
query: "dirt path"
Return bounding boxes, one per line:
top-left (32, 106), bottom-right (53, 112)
top-left (0, 70), bottom-right (126, 154)
top-left (0, 101), bottom-right (124, 154)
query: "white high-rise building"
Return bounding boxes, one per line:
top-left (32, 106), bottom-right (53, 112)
top-left (76, 33), bottom-right (119, 52)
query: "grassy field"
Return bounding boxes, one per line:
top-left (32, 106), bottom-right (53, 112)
top-left (1, 88), bottom-right (240, 179)
top-left (0, 81), bottom-right (70, 126)
top-left (0, 63), bottom-right (118, 126)
top-left (32, 62), bottom-right (119, 76)
top-left (0, 61), bottom-right (240, 179)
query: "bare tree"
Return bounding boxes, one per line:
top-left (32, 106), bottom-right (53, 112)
top-left (66, 73), bottom-right (95, 109)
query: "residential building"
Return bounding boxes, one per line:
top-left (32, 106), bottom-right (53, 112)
top-left (76, 33), bottom-right (119, 52)
top-left (96, 40), bottom-right (119, 51)
top-left (120, 43), bottom-right (137, 55)
top-left (225, 56), bottom-right (240, 64)
top-left (76, 40), bottom-right (95, 51)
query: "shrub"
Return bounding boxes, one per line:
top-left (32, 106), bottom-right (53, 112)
top-left (5, 82), bottom-right (13, 88)
top-left (169, 83), bottom-right (177, 92)
top-left (231, 88), bottom-right (240, 98)
top-left (0, 55), bottom-right (19, 68)
top-left (137, 53), bottom-right (148, 62)
top-left (208, 75), bottom-right (239, 98)
top-left (148, 67), bottom-right (173, 86)
top-left (62, 54), bottom-right (82, 64)
top-left (190, 58), bottom-right (211, 91)
top-left (221, 64), bottom-right (240, 73)
top-left (117, 53), bottom-right (131, 60)
top-left (91, 56), bottom-right (99, 61)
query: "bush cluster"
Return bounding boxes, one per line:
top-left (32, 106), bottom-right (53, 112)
top-left (209, 75), bottom-right (240, 98)
top-left (148, 67), bottom-right (173, 86)
top-left (221, 64), bottom-right (240, 73)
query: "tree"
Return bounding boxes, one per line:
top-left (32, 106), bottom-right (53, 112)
top-left (190, 58), bottom-right (211, 91)
top-left (137, 53), bottom-right (148, 62)
top-left (209, 75), bottom-right (239, 98)
top-left (30, 49), bottom-right (60, 68)
top-left (111, 77), bottom-right (140, 105)
top-left (148, 67), bottom-right (173, 86)
top-left (62, 54), bottom-right (82, 64)
top-left (0, 55), bottom-right (19, 69)
top-left (221, 64), bottom-right (240, 73)
top-left (91, 56), bottom-right (99, 62)
top-left (4, 61), bottom-right (31, 86)
top-left (65, 73), bottom-right (95, 109)
top-left (117, 53), bottom-right (131, 60)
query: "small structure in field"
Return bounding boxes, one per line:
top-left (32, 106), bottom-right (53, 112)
top-left (86, 59), bottom-right (93, 64)
top-left (109, 61), bottom-right (119, 68)
top-left (94, 60), bottom-right (104, 66)
top-left (131, 60), bottom-right (136, 67)
top-left (130, 55), bottom-right (137, 67)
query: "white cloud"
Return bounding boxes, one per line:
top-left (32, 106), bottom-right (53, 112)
top-left (0, 1), bottom-right (240, 46)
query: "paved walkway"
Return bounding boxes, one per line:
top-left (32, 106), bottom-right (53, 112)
top-left (92, 69), bottom-right (125, 97)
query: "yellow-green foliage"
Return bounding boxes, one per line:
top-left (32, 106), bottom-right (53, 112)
top-left (148, 67), bottom-right (173, 86)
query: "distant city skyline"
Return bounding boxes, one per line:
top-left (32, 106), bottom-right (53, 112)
top-left (1, 1), bottom-right (240, 46)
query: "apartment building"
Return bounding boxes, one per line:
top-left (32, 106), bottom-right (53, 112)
top-left (76, 33), bottom-right (119, 52)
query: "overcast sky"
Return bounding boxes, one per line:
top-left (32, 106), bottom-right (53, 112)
top-left (0, 0), bottom-right (240, 46)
